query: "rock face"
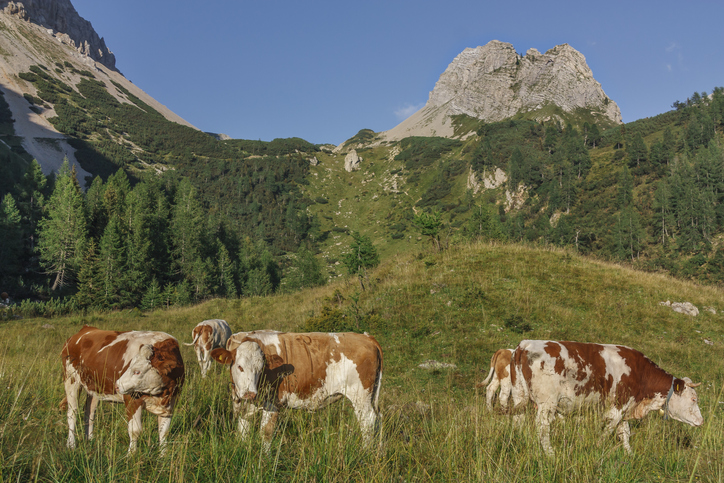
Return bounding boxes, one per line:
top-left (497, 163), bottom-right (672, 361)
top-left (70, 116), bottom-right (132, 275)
top-left (344, 150), bottom-right (362, 172)
top-left (382, 40), bottom-right (621, 141)
top-left (1, 0), bottom-right (116, 70)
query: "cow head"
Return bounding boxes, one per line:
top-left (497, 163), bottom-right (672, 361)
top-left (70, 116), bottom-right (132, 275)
top-left (212, 340), bottom-right (265, 401)
top-left (666, 377), bottom-right (704, 427)
top-left (116, 344), bottom-right (164, 396)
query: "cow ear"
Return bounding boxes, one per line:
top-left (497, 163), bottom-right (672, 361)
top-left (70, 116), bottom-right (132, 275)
top-left (267, 354), bottom-right (284, 369)
top-left (139, 344), bottom-right (154, 360)
top-left (211, 348), bottom-right (234, 365)
top-left (673, 378), bottom-right (685, 393)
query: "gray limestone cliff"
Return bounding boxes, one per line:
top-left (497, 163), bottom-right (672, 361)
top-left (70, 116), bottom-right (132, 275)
top-left (381, 40), bottom-right (621, 142)
top-left (1, 0), bottom-right (116, 70)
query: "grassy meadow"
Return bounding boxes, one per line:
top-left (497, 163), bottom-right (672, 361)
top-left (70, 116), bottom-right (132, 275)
top-left (1, 241), bottom-right (724, 482)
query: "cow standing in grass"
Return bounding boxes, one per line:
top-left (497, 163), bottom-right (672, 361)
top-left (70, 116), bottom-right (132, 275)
top-left (478, 348), bottom-right (514, 411)
top-left (510, 339), bottom-right (703, 455)
top-left (184, 319), bottom-right (232, 378)
top-left (212, 330), bottom-right (383, 452)
top-left (61, 326), bottom-right (185, 453)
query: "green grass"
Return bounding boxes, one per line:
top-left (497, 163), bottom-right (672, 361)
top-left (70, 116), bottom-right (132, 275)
top-left (1, 241), bottom-right (723, 481)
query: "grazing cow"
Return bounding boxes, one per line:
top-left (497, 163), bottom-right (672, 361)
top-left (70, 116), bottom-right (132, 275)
top-left (61, 326), bottom-right (185, 453)
top-left (212, 330), bottom-right (383, 452)
top-left (510, 340), bottom-right (703, 455)
top-left (184, 319), bottom-right (232, 378)
top-left (477, 348), bottom-right (514, 411)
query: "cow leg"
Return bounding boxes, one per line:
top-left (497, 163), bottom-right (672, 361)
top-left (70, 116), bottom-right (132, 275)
top-left (601, 407), bottom-right (625, 448)
top-left (158, 415), bottom-right (172, 455)
top-left (234, 400), bottom-right (258, 438)
top-left (83, 394), bottom-right (99, 441)
top-left (510, 369), bottom-right (528, 428)
top-left (536, 404), bottom-right (557, 457)
top-left (195, 346), bottom-right (205, 378)
top-left (126, 400), bottom-right (144, 454)
top-left (498, 377), bottom-right (512, 410)
top-left (63, 374), bottom-right (81, 449)
top-left (616, 421), bottom-right (632, 454)
top-left (260, 409), bottom-right (278, 454)
top-left (485, 378), bottom-right (500, 411)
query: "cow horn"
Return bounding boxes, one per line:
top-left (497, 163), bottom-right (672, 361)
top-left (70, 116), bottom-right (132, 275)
top-left (685, 381), bottom-right (701, 388)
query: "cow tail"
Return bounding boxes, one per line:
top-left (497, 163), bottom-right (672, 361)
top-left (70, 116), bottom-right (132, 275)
top-left (372, 346), bottom-right (383, 414)
top-left (480, 361), bottom-right (496, 387)
top-left (183, 332), bottom-right (200, 347)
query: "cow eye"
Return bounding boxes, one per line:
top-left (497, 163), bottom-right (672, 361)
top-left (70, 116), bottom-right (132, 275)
top-left (133, 370), bottom-right (140, 375)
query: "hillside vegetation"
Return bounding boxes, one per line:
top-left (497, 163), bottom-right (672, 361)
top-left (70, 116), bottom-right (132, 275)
top-left (1, 242), bottom-right (723, 481)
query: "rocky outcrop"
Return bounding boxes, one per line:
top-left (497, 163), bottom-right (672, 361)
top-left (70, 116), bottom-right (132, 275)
top-left (382, 40), bottom-right (621, 141)
top-left (344, 150), bottom-right (362, 172)
top-left (1, 0), bottom-right (116, 70)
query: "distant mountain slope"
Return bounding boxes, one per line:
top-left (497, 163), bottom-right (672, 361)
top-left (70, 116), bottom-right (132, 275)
top-left (0, 3), bottom-right (196, 178)
top-left (380, 40), bottom-right (621, 142)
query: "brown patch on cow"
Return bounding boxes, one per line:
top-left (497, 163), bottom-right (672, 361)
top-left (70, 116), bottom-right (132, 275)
top-left (615, 347), bottom-right (673, 408)
top-left (493, 350), bottom-right (511, 381)
top-left (543, 342), bottom-right (566, 375)
top-left (125, 397), bottom-right (145, 421)
top-left (149, 338), bottom-right (185, 406)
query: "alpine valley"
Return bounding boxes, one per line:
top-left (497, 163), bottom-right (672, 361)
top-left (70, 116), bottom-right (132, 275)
top-left (1, 0), bottom-right (724, 308)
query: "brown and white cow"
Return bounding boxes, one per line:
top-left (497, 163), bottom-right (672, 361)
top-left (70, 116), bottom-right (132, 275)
top-left (61, 326), bottom-right (185, 453)
top-left (510, 340), bottom-right (703, 455)
top-left (184, 319), bottom-right (232, 378)
top-left (212, 330), bottom-right (383, 452)
top-left (477, 348), bottom-right (514, 411)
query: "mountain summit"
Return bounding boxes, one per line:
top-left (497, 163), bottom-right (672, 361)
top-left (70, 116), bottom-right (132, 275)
top-left (382, 40), bottom-right (621, 141)
top-left (1, 0), bottom-right (116, 70)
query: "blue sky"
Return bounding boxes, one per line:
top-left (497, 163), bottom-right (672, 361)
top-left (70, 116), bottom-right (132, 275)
top-left (71, 0), bottom-right (724, 145)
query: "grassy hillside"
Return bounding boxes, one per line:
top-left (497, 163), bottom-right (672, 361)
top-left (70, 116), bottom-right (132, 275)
top-left (2, 242), bottom-right (723, 481)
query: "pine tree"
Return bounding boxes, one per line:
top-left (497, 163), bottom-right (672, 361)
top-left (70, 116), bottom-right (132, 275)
top-left (37, 159), bottom-right (88, 291)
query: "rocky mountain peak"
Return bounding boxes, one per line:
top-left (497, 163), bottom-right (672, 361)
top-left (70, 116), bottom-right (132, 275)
top-left (0, 0), bottom-right (116, 70)
top-left (380, 40), bottom-right (621, 142)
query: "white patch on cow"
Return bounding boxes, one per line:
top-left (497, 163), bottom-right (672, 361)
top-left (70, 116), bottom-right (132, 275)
top-left (604, 346), bottom-right (632, 398)
top-left (230, 341), bottom-right (266, 400)
top-left (329, 333), bottom-right (341, 344)
top-left (250, 331), bottom-right (282, 354)
top-left (116, 345), bottom-right (164, 396)
top-left (98, 331), bottom-right (174, 367)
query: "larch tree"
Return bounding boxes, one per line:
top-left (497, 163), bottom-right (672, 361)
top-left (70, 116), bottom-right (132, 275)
top-left (37, 159), bottom-right (87, 291)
